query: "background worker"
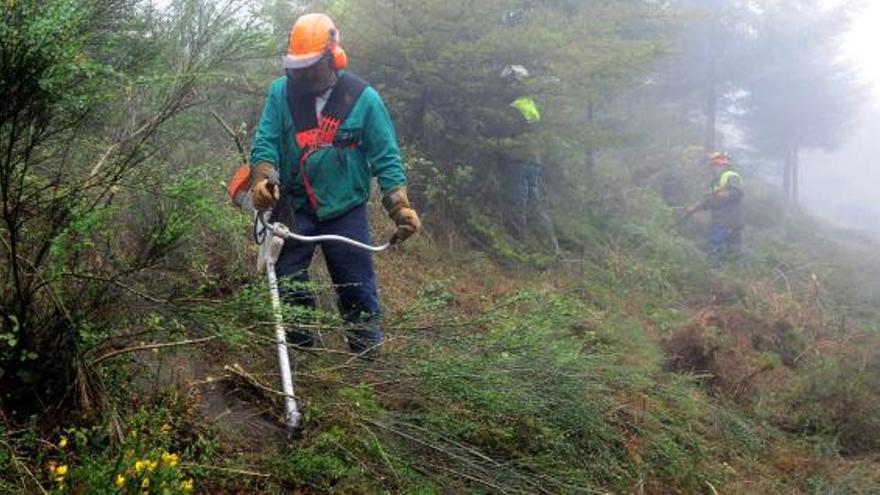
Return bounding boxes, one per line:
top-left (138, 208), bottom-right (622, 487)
top-left (683, 151), bottom-right (745, 266)
top-left (500, 66), bottom-right (560, 255)
top-left (248, 13), bottom-right (420, 357)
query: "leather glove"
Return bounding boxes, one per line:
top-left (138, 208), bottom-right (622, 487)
top-left (249, 163), bottom-right (280, 211)
top-left (382, 188), bottom-right (421, 245)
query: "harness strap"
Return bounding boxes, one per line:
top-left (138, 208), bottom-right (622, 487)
top-left (298, 148), bottom-right (322, 210)
top-left (286, 72), bottom-right (369, 211)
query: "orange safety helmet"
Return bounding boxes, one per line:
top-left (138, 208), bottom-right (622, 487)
top-left (707, 151), bottom-right (731, 167)
top-left (283, 13), bottom-right (348, 70)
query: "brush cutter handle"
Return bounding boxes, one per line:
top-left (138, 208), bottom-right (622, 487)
top-left (256, 211), bottom-right (391, 252)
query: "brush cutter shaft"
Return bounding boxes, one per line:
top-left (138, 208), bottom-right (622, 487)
top-left (266, 258), bottom-right (302, 433)
top-left (253, 208), bottom-right (386, 436)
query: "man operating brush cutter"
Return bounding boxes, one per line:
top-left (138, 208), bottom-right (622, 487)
top-left (224, 13), bottom-right (420, 434)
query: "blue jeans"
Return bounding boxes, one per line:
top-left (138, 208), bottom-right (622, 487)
top-left (274, 203), bottom-right (382, 354)
top-left (707, 224), bottom-right (743, 266)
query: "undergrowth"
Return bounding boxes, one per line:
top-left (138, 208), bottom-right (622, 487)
top-left (3, 182), bottom-right (880, 494)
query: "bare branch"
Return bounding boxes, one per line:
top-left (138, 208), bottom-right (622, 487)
top-left (90, 336), bottom-right (218, 367)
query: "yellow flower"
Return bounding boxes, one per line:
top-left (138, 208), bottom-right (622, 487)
top-left (180, 478), bottom-right (194, 492)
top-left (161, 452), bottom-right (179, 467)
top-left (115, 474), bottom-right (126, 488)
top-left (54, 464), bottom-right (69, 477)
top-left (134, 460), bottom-right (147, 473)
top-left (146, 460), bottom-right (158, 472)
top-left (58, 436), bottom-right (68, 449)
top-left (141, 477), bottom-right (150, 488)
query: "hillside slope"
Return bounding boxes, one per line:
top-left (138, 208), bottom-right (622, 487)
top-left (6, 196), bottom-right (880, 494)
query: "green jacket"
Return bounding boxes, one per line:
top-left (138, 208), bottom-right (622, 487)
top-left (250, 73), bottom-right (406, 220)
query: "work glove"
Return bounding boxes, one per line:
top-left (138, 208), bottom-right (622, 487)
top-left (382, 188), bottom-right (421, 245)
top-left (250, 162), bottom-right (280, 211)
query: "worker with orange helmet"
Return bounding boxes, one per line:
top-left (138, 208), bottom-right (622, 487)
top-left (682, 151), bottom-right (745, 266)
top-left (248, 13), bottom-right (420, 357)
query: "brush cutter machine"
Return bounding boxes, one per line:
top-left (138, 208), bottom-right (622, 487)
top-left (220, 113), bottom-right (390, 435)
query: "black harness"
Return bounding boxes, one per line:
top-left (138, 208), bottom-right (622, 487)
top-left (286, 72), bottom-right (368, 211)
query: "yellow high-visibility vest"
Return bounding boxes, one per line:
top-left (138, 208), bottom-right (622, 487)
top-left (713, 170), bottom-right (743, 192)
top-left (510, 96), bottom-right (541, 124)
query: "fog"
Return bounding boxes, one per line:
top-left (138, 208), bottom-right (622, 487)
top-left (800, 1), bottom-right (880, 231)
top-left (802, 99), bottom-right (880, 230)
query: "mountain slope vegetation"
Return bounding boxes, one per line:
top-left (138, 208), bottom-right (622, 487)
top-left (2, 0), bottom-right (879, 493)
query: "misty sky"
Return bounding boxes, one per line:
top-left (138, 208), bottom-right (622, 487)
top-left (800, 1), bottom-right (880, 229)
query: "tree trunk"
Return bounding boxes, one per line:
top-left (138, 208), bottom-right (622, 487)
top-left (703, 59), bottom-right (717, 152)
top-left (791, 145), bottom-right (800, 206)
top-left (585, 101), bottom-right (595, 180)
top-left (782, 150), bottom-right (793, 202)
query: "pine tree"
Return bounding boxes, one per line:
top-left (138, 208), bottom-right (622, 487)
top-left (736, 0), bottom-right (863, 204)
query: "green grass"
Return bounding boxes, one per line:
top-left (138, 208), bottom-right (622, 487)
top-left (5, 182), bottom-right (880, 494)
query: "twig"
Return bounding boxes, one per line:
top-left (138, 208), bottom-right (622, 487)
top-left (430, 463), bottom-right (516, 494)
top-left (772, 266), bottom-right (793, 299)
top-left (210, 110), bottom-right (247, 163)
top-left (181, 462), bottom-right (269, 478)
top-left (60, 272), bottom-right (166, 304)
top-left (236, 325), bottom-right (393, 361)
top-left (0, 439), bottom-right (49, 495)
top-left (310, 342), bottom-right (385, 373)
top-left (732, 363), bottom-right (774, 401)
top-left (361, 418), bottom-right (556, 495)
top-left (361, 425), bottom-right (403, 485)
top-left (706, 480), bottom-right (720, 495)
top-left (88, 142), bottom-right (119, 180)
top-left (0, 235), bottom-right (77, 329)
top-left (224, 363), bottom-right (291, 398)
top-left (792, 341), bottom-right (822, 364)
top-left (90, 336), bottom-right (218, 366)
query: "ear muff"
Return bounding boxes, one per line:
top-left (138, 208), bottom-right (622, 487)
top-left (326, 27), bottom-right (348, 70)
top-left (331, 45), bottom-right (348, 70)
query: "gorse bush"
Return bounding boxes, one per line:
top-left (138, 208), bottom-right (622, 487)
top-left (0, 0), bottom-right (263, 417)
top-left (786, 341), bottom-right (880, 455)
top-left (32, 401), bottom-right (205, 494)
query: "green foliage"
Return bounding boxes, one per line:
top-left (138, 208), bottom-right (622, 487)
top-left (275, 425), bottom-right (362, 489)
top-left (786, 348), bottom-right (880, 455)
top-left (1, 0), bottom-right (113, 121)
top-left (806, 466), bottom-right (880, 495)
top-left (404, 147), bottom-right (474, 219)
top-left (464, 211), bottom-right (556, 267)
top-left (0, 426), bottom-right (11, 492)
top-left (1, 0), bottom-right (266, 416)
top-left (334, 0), bottom-right (674, 256)
top-left (383, 290), bottom-right (736, 492)
top-left (48, 202), bottom-right (118, 279)
top-left (0, 399), bottom-right (212, 494)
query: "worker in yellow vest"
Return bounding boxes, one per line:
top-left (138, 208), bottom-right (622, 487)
top-left (501, 65), bottom-right (559, 254)
top-left (683, 152), bottom-right (744, 266)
